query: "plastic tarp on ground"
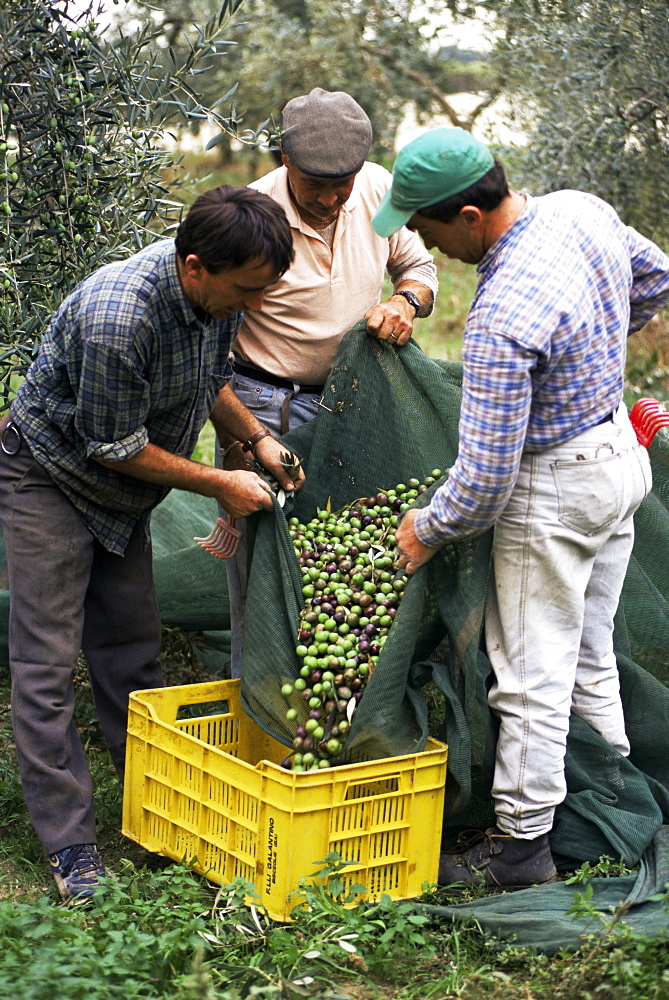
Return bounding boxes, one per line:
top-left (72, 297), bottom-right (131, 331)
top-left (238, 323), bottom-right (669, 949)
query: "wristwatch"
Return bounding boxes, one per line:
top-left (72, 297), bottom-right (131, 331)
top-left (392, 289), bottom-right (421, 315)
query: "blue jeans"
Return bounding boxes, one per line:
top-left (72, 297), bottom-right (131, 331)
top-left (486, 404), bottom-right (652, 838)
top-left (216, 372), bottom-right (322, 678)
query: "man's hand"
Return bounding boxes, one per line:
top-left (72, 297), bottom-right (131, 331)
top-left (221, 440), bottom-right (251, 472)
top-left (213, 469), bottom-right (275, 517)
top-left (395, 508), bottom-right (438, 575)
top-left (365, 295), bottom-right (415, 347)
top-left (95, 441), bottom-right (277, 517)
top-left (254, 434), bottom-right (306, 492)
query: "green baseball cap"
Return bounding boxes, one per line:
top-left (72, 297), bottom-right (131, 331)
top-left (373, 127), bottom-right (495, 236)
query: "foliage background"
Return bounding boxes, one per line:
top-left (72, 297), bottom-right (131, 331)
top-left (0, 0), bottom-right (248, 405)
top-left (445, 0), bottom-right (669, 245)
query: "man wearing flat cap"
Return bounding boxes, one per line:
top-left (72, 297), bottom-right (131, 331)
top-left (375, 127), bottom-right (669, 892)
top-left (218, 87), bottom-right (438, 677)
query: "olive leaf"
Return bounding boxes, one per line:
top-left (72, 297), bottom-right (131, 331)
top-left (0, 0), bottom-right (246, 410)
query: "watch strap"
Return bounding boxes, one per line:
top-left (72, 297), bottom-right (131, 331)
top-left (393, 289), bottom-right (421, 315)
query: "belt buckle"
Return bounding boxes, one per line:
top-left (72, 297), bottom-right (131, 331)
top-left (1, 420), bottom-right (21, 455)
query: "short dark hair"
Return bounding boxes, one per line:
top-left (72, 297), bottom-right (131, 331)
top-left (418, 160), bottom-right (509, 224)
top-left (175, 185), bottom-right (294, 276)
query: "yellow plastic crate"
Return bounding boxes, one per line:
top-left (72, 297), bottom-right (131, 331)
top-left (122, 679), bottom-right (448, 922)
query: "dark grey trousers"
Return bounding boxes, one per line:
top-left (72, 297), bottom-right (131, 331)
top-left (0, 428), bottom-right (163, 854)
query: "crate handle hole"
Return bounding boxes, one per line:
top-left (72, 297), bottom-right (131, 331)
top-left (345, 777), bottom-right (400, 800)
top-left (176, 699), bottom-right (230, 721)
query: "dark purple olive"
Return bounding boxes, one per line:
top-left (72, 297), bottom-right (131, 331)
top-left (281, 758), bottom-right (292, 769)
top-left (369, 643), bottom-right (380, 656)
top-left (333, 611), bottom-right (345, 625)
top-left (358, 639), bottom-right (370, 654)
top-left (350, 677), bottom-right (363, 691)
top-left (299, 629), bottom-right (313, 642)
top-left (309, 709), bottom-right (321, 720)
top-left (321, 602), bottom-right (334, 615)
top-left (364, 623), bottom-right (377, 636)
top-left (295, 726), bottom-right (307, 739)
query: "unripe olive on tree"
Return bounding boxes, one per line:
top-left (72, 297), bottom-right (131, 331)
top-left (0, 0), bottom-right (247, 410)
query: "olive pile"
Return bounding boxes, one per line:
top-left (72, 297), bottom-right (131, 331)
top-left (281, 471), bottom-right (442, 771)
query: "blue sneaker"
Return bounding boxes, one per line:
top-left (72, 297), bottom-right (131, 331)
top-left (49, 843), bottom-right (107, 904)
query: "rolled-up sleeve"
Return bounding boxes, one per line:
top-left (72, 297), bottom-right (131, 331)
top-left (387, 228), bottom-right (438, 317)
top-left (75, 339), bottom-right (151, 461)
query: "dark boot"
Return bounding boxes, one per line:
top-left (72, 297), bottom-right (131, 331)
top-left (438, 827), bottom-right (557, 890)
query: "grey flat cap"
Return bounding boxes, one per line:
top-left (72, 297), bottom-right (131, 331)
top-left (281, 88), bottom-right (373, 177)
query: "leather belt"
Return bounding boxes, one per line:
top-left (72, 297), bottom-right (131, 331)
top-left (232, 359), bottom-right (324, 395)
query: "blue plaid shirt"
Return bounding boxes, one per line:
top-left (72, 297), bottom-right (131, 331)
top-left (12, 240), bottom-right (237, 554)
top-left (416, 191), bottom-right (669, 547)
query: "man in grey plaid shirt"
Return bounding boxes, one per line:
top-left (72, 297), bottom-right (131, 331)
top-left (0, 184), bottom-right (302, 904)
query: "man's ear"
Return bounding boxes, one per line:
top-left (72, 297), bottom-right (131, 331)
top-left (183, 253), bottom-right (204, 279)
top-left (459, 205), bottom-right (484, 227)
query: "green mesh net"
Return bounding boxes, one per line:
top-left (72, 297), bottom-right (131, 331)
top-left (0, 320), bottom-right (667, 946)
top-left (240, 321), bottom-right (669, 877)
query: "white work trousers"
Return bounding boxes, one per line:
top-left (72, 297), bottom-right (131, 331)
top-left (486, 405), bottom-right (652, 838)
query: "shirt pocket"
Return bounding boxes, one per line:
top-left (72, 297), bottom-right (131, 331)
top-left (551, 452), bottom-right (623, 536)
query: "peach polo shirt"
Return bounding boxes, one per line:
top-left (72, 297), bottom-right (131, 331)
top-left (233, 161), bottom-right (438, 384)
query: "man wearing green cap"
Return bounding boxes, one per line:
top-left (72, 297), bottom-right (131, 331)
top-left (376, 127), bottom-right (669, 890)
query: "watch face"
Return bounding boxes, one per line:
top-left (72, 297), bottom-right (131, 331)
top-left (397, 290), bottom-right (420, 312)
